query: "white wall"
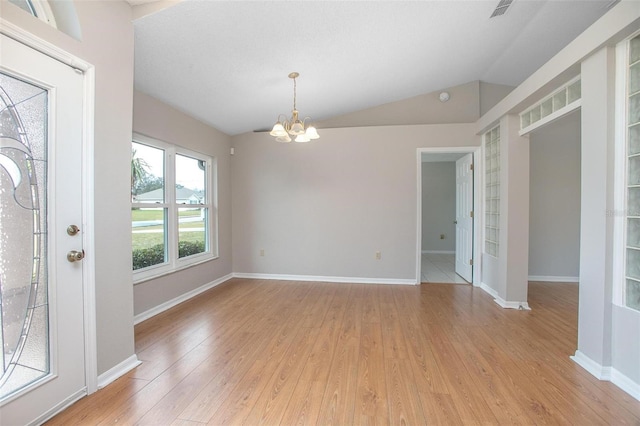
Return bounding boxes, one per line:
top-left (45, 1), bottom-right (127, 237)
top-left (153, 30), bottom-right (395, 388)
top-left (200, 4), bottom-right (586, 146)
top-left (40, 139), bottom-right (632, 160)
top-left (529, 112), bottom-right (581, 280)
top-left (132, 91), bottom-right (233, 315)
top-left (421, 162), bottom-right (456, 252)
top-left (231, 124), bottom-right (479, 281)
top-left (1, 1), bottom-right (136, 375)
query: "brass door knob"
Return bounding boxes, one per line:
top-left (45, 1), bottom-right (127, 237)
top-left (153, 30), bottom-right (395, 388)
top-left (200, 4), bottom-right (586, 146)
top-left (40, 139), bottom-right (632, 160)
top-left (67, 225), bottom-right (80, 236)
top-left (67, 250), bottom-right (84, 262)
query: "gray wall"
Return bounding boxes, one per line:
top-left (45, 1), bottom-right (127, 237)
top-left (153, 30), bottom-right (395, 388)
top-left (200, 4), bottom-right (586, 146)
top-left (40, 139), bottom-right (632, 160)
top-left (132, 91), bottom-right (233, 315)
top-left (318, 81), bottom-right (512, 129)
top-left (231, 124), bottom-right (479, 280)
top-left (528, 112), bottom-right (581, 279)
top-left (3, 1), bottom-right (136, 374)
top-left (421, 162), bottom-right (456, 252)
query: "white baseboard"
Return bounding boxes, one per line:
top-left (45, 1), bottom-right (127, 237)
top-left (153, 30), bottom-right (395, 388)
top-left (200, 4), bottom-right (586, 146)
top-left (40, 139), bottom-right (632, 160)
top-left (571, 350), bottom-right (610, 379)
top-left (233, 272), bottom-right (416, 285)
top-left (479, 283), bottom-right (531, 310)
top-left (571, 350), bottom-right (640, 401)
top-left (97, 354), bottom-right (142, 389)
top-left (421, 250), bottom-right (455, 254)
top-left (493, 296), bottom-right (531, 310)
top-left (528, 275), bottom-right (579, 283)
top-left (134, 273), bottom-right (234, 325)
top-left (479, 282), bottom-right (499, 298)
top-left (31, 387), bottom-right (87, 426)
top-left (611, 368), bottom-right (640, 401)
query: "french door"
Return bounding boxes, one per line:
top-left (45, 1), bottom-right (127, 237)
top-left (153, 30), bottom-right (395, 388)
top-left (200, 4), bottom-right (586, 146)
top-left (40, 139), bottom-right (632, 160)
top-left (0, 34), bottom-right (86, 425)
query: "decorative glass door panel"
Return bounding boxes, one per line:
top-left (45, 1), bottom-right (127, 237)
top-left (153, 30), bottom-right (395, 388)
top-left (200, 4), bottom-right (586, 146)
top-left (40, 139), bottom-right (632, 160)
top-left (0, 33), bottom-right (86, 425)
top-left (0, 72), bottom-right (49, 401)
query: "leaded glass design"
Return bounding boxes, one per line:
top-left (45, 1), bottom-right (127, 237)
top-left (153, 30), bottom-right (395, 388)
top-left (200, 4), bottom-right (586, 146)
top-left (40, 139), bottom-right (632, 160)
top-left (485, 126), bottom-right (500, 258)
top-left (0, 72), bottom-right (49, 400)
top-left (626, 34), bottom-right (640, 311)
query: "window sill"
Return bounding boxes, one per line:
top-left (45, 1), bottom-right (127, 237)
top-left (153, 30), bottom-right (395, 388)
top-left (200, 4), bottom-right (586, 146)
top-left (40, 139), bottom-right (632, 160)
top-left (133, 253), bottom-right (220, 285)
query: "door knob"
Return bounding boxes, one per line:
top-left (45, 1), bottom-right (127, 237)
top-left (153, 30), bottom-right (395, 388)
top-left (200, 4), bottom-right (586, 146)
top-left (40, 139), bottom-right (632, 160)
top-left (454, 220), bottom-right (458, 224)
top-left (67, 250), bottom-right (84, 262)
top-left (67, 225), bottom-right (80, 236)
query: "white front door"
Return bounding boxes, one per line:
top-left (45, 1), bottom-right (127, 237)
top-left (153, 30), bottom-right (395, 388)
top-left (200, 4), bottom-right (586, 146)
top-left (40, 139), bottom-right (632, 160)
top-left (0, 34), bottom-right (86, 425)
top-left (455, 153), bottom-right (473, 282)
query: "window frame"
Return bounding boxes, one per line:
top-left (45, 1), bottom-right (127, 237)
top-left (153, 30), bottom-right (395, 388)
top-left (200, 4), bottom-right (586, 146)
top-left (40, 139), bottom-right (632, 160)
top-left (131, 133), bottom-right (218, 284)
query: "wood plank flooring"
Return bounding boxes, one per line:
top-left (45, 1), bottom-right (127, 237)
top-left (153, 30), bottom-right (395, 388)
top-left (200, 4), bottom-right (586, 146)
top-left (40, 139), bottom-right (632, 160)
top-left (47, 279), bottom-right (640, 425)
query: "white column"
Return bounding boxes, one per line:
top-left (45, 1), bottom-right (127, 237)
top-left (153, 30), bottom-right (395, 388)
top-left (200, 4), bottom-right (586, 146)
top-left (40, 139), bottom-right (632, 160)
top-left (496, 114), bottom-right (530, 308)
top-left (575, 47), bottom-right (616, 369)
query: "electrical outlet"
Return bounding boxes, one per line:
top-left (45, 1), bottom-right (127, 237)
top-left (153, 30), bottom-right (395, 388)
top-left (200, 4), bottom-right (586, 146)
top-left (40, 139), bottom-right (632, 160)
top-left (440, 234), bottom-right (445, 239)
top-left (375, 251), bottom-right (381, 260)
top-left (260, 249), bottom-right (265, 257)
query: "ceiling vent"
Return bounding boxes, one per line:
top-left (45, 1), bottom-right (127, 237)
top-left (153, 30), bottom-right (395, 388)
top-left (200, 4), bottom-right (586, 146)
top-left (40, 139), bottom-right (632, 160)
top-left (490, 0), bottom-right (514, 18)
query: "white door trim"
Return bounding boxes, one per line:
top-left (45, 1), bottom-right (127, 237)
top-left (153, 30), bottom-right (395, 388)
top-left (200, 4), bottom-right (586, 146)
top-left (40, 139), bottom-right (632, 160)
top-left (1, 18), bottom-right (98, 395)
top-left (416, 147), bottom-right (483, 286)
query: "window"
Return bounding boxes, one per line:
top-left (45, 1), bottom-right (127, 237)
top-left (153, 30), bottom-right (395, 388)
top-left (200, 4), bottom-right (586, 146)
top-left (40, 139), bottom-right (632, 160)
top-left (8, 0), bottom-right (57, 27)
top-left (484, 126), bottom-right (500, 258)
top-left (519, 77), bottom-right (581, 134)
top-left (131, 134), bottom-right (217, 282)
top-left (624, 34), bottom-right (640, 311)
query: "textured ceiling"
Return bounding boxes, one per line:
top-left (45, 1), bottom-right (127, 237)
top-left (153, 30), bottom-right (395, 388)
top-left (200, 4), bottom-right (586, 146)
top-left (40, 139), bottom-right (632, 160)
top-left (133, 0), bottom-right (614, 135)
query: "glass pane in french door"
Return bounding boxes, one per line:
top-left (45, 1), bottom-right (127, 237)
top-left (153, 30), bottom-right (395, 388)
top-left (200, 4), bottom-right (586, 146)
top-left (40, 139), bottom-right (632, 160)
top-left (0, 72), bottom-right (49, 400)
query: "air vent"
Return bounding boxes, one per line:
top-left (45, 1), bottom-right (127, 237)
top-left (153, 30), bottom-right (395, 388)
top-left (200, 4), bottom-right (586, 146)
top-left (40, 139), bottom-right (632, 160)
top-left (490, 0), bottom-right (513, 18)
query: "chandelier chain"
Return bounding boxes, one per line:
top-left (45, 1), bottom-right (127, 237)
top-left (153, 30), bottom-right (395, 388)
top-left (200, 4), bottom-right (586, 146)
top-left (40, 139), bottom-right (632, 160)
top-left (292, 76), bottom-right (297, 111)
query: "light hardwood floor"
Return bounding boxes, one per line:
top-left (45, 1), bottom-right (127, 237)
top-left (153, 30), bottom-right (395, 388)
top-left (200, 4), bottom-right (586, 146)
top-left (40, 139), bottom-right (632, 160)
top-left (47, 279), bottom-right (640, 425)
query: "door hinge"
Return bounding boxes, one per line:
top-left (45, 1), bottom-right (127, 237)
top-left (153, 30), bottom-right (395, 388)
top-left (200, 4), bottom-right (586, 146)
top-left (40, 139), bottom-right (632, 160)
top-left (470, 211), bottom-right (473, 218)
top-left (469, 259), bottom-right (473, 266)
top-left (470, 163), bottom-right (474, 171)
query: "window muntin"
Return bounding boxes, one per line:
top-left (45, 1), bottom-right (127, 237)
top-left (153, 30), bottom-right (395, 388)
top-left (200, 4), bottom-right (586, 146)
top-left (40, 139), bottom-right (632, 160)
top-left (484, 126), bottom-right (500, 258)
top-left (131, 136), bottom-right (216, 281)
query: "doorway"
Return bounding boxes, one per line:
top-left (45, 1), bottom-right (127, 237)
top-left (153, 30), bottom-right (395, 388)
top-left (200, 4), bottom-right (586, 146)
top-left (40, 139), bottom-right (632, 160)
top-left (0, 34), bottom-right (90, 424)
top-left (528, 111), bottom-right (581, 284)
top-left (416, 147), bottom-right (481, 285)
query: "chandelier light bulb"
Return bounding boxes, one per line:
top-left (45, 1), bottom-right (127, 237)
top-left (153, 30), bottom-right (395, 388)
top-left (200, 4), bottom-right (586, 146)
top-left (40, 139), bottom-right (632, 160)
top-left (306, 126), bottom-right (320, 140)
top-left (295, 133), bottom-right (311, 143)
top-left (269, 122), bottom-right (287, 137)
top-left (290, 121), bottom-right (305, 135)
top-left (276, 134), bottom-right (292, 143)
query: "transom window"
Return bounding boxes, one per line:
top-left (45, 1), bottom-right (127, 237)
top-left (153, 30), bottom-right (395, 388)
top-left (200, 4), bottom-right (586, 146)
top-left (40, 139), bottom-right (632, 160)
top-left (131, 134), bottom-right (217, 282)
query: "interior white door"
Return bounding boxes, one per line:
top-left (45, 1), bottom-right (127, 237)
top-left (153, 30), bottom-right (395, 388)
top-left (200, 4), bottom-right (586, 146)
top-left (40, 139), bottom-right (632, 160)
top-left (455, 153), bottom-right (473, 282)
top-left (0, 34), bottom-right (86, 425)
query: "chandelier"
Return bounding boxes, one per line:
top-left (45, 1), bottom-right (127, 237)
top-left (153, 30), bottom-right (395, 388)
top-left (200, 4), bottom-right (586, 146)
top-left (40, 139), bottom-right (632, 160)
top-left (269, 72), bottom-right (320, 143)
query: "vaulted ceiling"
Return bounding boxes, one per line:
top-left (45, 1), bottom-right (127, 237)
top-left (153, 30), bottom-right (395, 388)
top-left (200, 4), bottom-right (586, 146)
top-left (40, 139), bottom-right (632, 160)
top-left (132, 0), bottom-right (615, 135)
